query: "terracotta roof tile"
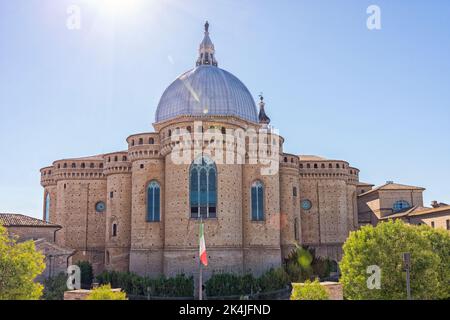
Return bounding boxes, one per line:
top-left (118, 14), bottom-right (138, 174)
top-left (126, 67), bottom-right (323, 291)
top-left (0, 213), bottom-right (61, 227)
top-left (359, 182), bottom-right (425, 197)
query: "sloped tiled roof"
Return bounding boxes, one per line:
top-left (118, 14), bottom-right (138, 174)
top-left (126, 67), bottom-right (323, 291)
top-left (380, 205), bottom-right (450, 220)
top-left (408, 205), bottom-right (450, 217)
top-left (0, 213), bottom-right (61, 227)
top-left (379, 205), bottom-right (430, 219)
top-left (359, 182), bottom-right (425, 197)
top-left (34, 238), bottom-right (75, 255)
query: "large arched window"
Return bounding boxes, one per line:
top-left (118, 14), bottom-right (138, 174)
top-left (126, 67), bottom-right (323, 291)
top-left (393, 200), bottom-right (410, 212)
top-left (190, 156), bottom-right (217, 219)
top-left (44, 193), bottom-right (50, 222)
top-left (147, 181), bottom-right (161, 222)
top-left (251, 181), bottom-right (264, 221)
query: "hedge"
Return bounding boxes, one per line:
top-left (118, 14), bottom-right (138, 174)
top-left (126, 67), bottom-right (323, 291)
top-left (96, 271), bottom-right (194, 297)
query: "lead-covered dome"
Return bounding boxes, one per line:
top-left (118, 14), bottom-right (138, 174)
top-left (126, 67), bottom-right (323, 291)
top-left (155, 66), bottom-right (258, 123)
top-left (155, 21), bottom-right (258, 123)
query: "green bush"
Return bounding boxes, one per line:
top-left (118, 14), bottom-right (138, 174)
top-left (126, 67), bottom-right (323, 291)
top-left (76, 261), bottom-right (93, 289)
top-left (284, 246), bottom-right (334, 282)
top-left (340, 220), bottom-right (449, 300)
top-left (258, 268), bottom-right (290, 292)
top-left (42, 272), bottom-right (68, 300)
top-left (205, 273), bottom-right (258, 297)
top-left (290, 279), bottom-right (329, 300)
top-left (418, 225), bottom-right (450, 299)
top-left (95, 271), bottom-right (194, 297)
top-left (205, 268), bottom-right (289, 297)
top-left (86, 284), bottom-right (127, 300)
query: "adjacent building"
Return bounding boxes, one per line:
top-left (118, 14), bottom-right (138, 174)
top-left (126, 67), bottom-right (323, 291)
top-left (0, 213), bottom-right (75, 280)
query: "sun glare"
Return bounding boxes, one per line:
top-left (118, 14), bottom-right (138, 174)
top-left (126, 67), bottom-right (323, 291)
top-left (93, 0), bottom-right (142, 16)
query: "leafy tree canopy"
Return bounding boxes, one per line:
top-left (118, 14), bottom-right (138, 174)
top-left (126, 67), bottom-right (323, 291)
top-left (0, 224), bottom-right (46, 300)
top-left (340, 220), bottom-right (449, 300)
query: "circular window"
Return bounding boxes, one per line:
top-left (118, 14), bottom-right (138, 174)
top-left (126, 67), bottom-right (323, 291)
top-left (95, 201), bottom-right (106, 212)
top-left (301, 199), bottom-right (312, 211)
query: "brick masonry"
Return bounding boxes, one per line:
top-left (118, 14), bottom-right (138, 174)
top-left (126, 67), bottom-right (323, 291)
top-left (40, 117), bottom-right (361, 279)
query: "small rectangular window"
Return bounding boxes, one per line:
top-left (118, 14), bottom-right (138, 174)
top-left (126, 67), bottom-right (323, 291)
top-left (446, 220), bottom-right (450, 230)
top-left (431, 221), bottom-right (435, 228)
top-left (110, 191), bottom-right (113, 198)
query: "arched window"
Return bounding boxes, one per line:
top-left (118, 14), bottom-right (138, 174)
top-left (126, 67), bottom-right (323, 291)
top-left (44, 193), bottom-right (50, 222)
top-left (293, 187), bottom-right (297, 197)
top-left (190, 156), bottom-right (217, 219)
top-left (112, 223), bottom-right (117, 237)
top-left (139, 138), bottom-right (143, 145)
top-left (251, 181), bottom-right (264, 221)
top-left (147, 181), bottom-right (161, 222)
top-left (393, 200), bottom-right (411, 212)
top-left (149, 137), bottom-right (154, 144)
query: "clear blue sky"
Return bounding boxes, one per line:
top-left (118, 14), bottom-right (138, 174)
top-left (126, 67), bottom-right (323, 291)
top-left (1, 0), bottom-right (449, 219)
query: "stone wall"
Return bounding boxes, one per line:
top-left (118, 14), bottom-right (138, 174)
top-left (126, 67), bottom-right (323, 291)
top-left (7, 226), bottom-right (58, 243)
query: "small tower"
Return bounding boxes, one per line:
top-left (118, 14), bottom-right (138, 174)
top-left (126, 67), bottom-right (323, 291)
top-left (196, 21), bottom-right (218, 67)
top-left (258, 94), bottom-right (271, 127)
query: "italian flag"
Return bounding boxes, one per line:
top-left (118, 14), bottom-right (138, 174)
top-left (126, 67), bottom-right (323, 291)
top-left (199, 222), bottom-right (208, 266)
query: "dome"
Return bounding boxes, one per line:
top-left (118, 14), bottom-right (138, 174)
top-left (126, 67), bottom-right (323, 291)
top-left (155, 65), bottom-right (258, 123)
top-left (155, 21), bottom-right (258, 124)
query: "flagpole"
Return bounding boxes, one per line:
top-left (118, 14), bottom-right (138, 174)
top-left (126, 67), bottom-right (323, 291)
top-left (199, 217), bottom-right (203, 300)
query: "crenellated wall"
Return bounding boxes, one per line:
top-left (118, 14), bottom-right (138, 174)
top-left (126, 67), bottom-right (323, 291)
top-left (103, 152), bottom-right (132, 272)
top-left (41, 158), bottom-right (107, 273)
top-left (295, 158), bottom-right (360, 261)
top-left (127, 134), bottom-right (165, 277)
top-left (279, 156), bottom-right (301, 259)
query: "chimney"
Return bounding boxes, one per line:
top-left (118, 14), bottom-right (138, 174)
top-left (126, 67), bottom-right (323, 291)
top-left (431, 200), bottom-right (439, 208)
top-left (386, 181), bottom-right (394, 184)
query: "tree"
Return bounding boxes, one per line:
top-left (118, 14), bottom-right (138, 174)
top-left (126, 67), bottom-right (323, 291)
top-left (42, 272), bottom-right (68, 300)
top-left (340, 220), bottom-right (446, 300)
top-left (0, 224), bottom-right (46, 300)
top-left (290, 279), bottom-right (329, 300)
top-left (76, 260), bottom-right (93, 288)
top-left (86, 284), bottom-right (127, 300)
top-left (418, 225), bottom-right (450, 299)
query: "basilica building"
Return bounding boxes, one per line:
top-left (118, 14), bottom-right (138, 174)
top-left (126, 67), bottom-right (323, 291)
top-left (39, 22), bottom-right (363, 277)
